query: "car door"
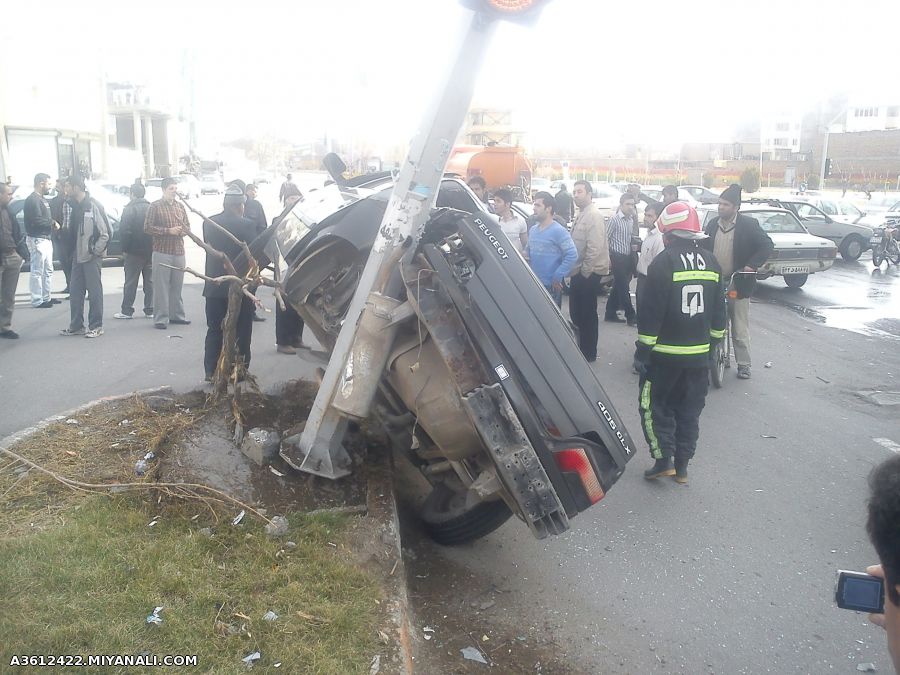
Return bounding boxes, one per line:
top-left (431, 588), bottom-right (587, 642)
top-left (793, 202), bottom-right (842, 244)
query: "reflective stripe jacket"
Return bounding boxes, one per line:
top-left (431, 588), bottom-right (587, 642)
top-left (636, 239), bottom-right (727, 367)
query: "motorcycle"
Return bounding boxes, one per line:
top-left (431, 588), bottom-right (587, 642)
top-left (871, 223), bottom-right (900, 267)
top-left (257, 177), bottom-right (636, 545)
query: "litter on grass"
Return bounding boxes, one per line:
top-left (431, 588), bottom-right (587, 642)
top-left (146, 606), bottom-right (163, 625)
top-left (242, 651), bottom-right (261, 664)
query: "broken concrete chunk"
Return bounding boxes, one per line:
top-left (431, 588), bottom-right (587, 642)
top-left (241, 427), bottom-right (281, 466)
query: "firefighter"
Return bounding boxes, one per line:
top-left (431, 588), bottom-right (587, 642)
top-left (634, 202), bottom-right (726, 484)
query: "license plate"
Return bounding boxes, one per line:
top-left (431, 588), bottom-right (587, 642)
top-left (870, 237), bottom-right (881, 246)
top-left (781, 265), bottom-right (809, 274)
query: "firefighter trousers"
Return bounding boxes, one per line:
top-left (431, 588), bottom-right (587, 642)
top-left (638, 362), bottom-right (709, 462)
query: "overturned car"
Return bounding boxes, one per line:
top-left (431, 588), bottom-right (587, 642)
top-left (254, 175), bottom-right (636, 545)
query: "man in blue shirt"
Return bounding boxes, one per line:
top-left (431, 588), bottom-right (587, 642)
top-left (525, 191), bottom-right (577, 307)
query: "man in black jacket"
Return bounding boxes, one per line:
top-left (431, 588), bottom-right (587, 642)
top-left (202, 187), bottom-right (259, 381)
top-left (555, 183), bottom-right (574, 223)
top-left (0, 182), bottom-right (28, 338)
top-left (635, 202), bottom-right (726, 484)
top-left (700, 184), bottom-right (773, 379)
top-left (114, 183), bottom-right (154, 319)
top-left (23, 173), bottom-right (59, 308)
top-left (49, 178), bottom-right (74, 294)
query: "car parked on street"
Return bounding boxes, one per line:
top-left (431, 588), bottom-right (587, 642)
top-left (746, 197), bottom-right (874, 261)
top-left (200, 174), bottom-right (225, 195)
top-left (9, 182), bottom-right (125, 270)
top-left (697, 204), bottom-right (837, 288)
top-left (679, 184), bottom-right (720, 204)
top-left (146, 174), bottom-right (201, 200)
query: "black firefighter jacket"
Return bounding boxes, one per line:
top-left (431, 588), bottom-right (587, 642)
top-left (637, 239), bottom-right (727, 368)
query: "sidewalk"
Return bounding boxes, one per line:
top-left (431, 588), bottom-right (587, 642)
top-left (0, 258), bottom-right (317, 437)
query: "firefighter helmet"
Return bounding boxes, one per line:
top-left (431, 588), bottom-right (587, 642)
top-left (657, 202), bottom-right (707, 241)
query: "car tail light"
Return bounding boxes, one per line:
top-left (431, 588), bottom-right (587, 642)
top-left (554, 448), bottom-right (605, 504)
top-left (819, 247), bottom-right (837, 259)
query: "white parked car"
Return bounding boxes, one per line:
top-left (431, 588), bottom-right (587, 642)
top-left (697, 204), bottom-right (837, 288)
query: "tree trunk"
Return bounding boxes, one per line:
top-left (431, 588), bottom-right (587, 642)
top-left (213, 281), bottom-right (244, 398)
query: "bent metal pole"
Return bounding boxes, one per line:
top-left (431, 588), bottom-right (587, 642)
top-left (285, 3), bottom-right (546, 479)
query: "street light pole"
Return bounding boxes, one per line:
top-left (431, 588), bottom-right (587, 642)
top-left (283, 10), bottom-right (501, 479)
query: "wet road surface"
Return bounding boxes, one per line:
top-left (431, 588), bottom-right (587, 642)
top-left (754, 253), bottom-right (900, 340)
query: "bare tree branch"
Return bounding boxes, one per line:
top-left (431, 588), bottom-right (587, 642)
top-left (179, 198), bottom-right (255, 274)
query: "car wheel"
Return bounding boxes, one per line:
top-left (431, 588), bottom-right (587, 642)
top-left (419, 482), bottom-right (512, 546)
top-left (839, 236), bottom-right (863, 261)
top-left (783, 273), bottom-right (808, 289)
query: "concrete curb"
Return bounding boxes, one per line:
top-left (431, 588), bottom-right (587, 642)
top-left (367, 456), bottom-right (416, 675)
top-left (0, 386), bottom-right (174, 452)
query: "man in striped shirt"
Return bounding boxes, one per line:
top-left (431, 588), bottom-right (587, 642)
top-left (144, 177), bottom-right (191, 329)
top-left (604, 193), bottom-right (637, 326)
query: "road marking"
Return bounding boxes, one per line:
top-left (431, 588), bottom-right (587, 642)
top-left (873, 438), bottom-right (900, 454)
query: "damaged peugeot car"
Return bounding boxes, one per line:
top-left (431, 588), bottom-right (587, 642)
top-left (252, 165), bottom-right (636, 545)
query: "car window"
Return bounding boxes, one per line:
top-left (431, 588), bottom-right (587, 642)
top-left (436, 180), bottom-right (481, 214)
top-left (749, 210), bottom-right (806, 234)
top-left (889, 201), bottom-right (900, 213)
top-left (839, 202), bottom-right (862, 217)
top-left (817, 200), bottom-right (838, 215)
top-left (794, 203), bottom-right (827, 220)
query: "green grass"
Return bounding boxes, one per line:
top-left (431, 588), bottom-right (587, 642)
top-left (0, 497), bottom-right (380, 674)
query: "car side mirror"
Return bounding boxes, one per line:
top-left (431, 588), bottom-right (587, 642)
top-left (322, 153), bottom-right (348, 186)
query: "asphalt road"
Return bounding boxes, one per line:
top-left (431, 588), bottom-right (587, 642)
top-left (0, 182), bottom-right (321, 439)
top-left (3, 185), bottom-right (898, 672)
top-left (405, 256), bottom-right (900, 673)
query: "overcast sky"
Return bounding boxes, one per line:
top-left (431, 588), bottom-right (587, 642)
top-left (5, 0), bottom-right (900, 154)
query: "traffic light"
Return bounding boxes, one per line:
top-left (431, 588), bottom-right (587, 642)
top-left (459, 0), bottom-right (550, 24)
top-left (824, 158), bottom-right (833, 178)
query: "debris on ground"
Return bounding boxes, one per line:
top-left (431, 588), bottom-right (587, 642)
top-left (856, 663), bottom-right (876, 672)
top-left (423, 626), bottom-right (435, 641)
top-left (461, 646), bottom-right (488, 664)
top-left (145, 606), bottom-right (163, 625)
top-left (64, 418), bottom-right (79, 425)
top-left (265, 515), bottom-right (289, 537)
top-left (764, 361), bottom-right (773, 368)
top-left (262, 610), bottom-right (278, 622)
top-left (242, 651), bottom-right (261, 665)
top-left (241, 427), bottom-right (281, 466)
top-left (232, 510), bottom-right (246, 526)
top-left (369, 654), bottom-right (381, 675)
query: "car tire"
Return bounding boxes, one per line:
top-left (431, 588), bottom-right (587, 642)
top-left (839, 236), bottom-right (864, 261)
top-left (783, 273), bottom-right (808, 289)
top-left (419, 482), bottom-right (512, 546)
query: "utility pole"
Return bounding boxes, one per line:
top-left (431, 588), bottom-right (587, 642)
top-left (283, 2), bottom-right (549, 479)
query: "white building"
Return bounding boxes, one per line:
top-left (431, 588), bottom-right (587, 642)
top-left (760, 110), bottom-right (803, 158)
top-left (842, 101), bottom-right (900, 133)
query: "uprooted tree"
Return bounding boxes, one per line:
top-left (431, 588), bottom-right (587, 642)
top-left (162, 199), bottom-right (287, 403)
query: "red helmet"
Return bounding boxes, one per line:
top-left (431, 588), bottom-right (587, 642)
top-left (656, 202), bottom-right (707, 240)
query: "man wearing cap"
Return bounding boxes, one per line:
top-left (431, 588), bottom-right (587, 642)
top-left (202, 187), bottom-right (259, 381)
top-left (634, 202), bottom-right (726, 484)
top-left (700, 184), bottom-right (773, 379)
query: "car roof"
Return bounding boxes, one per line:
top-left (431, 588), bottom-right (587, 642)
top-left (697, 202), bottom-right (793, 215)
